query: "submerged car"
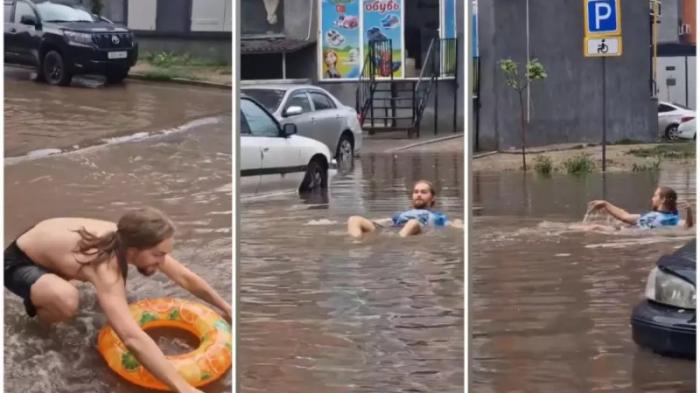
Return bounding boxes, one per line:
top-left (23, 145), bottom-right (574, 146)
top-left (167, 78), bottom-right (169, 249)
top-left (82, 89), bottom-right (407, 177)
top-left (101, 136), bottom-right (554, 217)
top-left (4, 0), bottom-right (138, 85)
top-left (241, 85), bottom-right (362, 169)
top-left (240, 95), bottom-right (335, 196)
top-left (677, 117), bottom-right (696, 140)
top-left (657, 101), bottom-right (695, 140)
top-left (631, 240), bottom-right (696, 358)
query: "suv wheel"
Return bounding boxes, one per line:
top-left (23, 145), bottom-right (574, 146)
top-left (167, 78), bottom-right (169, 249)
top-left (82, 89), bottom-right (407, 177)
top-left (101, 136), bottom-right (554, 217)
top-left (42, 50), bottom-right (72, 86)
top-left (299, 159), bottom-right (328, 192)
top-left (106, 69), bottom-right (129, 84)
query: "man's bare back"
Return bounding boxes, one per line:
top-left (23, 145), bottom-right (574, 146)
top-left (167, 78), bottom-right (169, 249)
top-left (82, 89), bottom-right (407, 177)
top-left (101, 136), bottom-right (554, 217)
top-left (17, 217), bottom-right (118, 281)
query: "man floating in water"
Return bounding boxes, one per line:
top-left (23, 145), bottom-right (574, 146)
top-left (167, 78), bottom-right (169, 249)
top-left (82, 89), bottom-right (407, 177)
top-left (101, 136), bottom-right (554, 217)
top-left (587, 186), bottom-right (694, 230)
top-left (347, 179), bottom-right (463, 238)
top-left (4, 207), bottom-right (231, 393)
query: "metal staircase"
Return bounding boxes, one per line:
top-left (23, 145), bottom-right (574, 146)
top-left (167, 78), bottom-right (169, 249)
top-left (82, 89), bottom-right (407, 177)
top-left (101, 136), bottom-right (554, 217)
top-left (356, 37), bottom-right (458, 138)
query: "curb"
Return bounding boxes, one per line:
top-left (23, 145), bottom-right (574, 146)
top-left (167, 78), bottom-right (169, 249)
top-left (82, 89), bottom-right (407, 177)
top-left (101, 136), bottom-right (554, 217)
top-left (473, 151), bottom-right (498, 159)
top-left (387, 133), bottom-right (464, 153)
top-left (127, 74), bottom-right (231, 90)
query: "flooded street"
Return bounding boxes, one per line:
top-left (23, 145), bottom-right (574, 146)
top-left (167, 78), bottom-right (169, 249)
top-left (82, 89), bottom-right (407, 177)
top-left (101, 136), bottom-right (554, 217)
top-left (4, 76), bottom-right (232, 393)
top-left (239, 153), bottom-right (465, 393)
top-left (472, 167), bottom-right (696, 392)
top-left (4, 67), bottom-right (231, 157)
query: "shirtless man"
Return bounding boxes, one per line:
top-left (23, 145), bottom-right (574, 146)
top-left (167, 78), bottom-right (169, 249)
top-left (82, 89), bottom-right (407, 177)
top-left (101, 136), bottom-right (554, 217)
top-left (4, 207), bottom-right (231, 393)
top-left (347, 179), bottom-right (463, 238)
top-left (587, 186), bottom-right (694, 230)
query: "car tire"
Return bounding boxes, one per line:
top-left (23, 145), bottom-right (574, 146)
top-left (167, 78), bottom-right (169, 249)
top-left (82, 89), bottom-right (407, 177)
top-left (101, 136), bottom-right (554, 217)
top-left (336, 134), bottom-right (354, 170)
top-left (106, 69), bottom-right (129, 84)
top-left (299, 158), bottom-right (328, 192)
top-left (665, 124), bottom-right (680, 141)
top-left (42, 50), bottom-right (72, 86)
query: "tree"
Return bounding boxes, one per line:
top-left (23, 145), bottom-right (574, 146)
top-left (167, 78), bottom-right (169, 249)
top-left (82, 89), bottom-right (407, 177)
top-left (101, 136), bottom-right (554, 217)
top-left (499, 58), bottom-right (547, 171)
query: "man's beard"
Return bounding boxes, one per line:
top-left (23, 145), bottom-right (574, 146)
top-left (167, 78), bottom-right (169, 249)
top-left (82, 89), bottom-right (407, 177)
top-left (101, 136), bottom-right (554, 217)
top-left (412, 200), bottom-right (429, 209)
top-left (138, 267), bottom-right (156, 276)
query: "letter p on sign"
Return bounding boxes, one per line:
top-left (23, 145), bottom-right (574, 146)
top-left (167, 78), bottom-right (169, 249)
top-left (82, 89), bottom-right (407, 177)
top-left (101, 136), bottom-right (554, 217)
top-left (586, 0), bottom-right (619, 35)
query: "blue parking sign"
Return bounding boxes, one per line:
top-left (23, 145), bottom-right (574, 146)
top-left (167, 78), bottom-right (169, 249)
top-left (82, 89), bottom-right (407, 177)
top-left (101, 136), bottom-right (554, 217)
top-left (585, 0), bottom-right (621, 36)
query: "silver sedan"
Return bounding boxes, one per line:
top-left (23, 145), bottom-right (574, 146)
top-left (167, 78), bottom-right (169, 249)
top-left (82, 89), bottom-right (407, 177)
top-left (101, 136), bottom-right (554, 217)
top-left (242, 84), bottom-right (363, 168)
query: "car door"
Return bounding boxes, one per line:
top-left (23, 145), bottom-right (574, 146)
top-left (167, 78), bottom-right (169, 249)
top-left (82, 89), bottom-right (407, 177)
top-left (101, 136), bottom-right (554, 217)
top-left (4, 1), bottom-right (19, 63)
top-left (240, 99), bottom-right (303, 193)
top-left (239, 104), bottom-right (263, 194)
top-left (11, 0), bottom-right (39, 65)
top-left (658, 103), bottom-right (678, 134)
top-left (279, 89), bottom-right (314, 138)
top-left (308, 90), bottom-right (343, 155)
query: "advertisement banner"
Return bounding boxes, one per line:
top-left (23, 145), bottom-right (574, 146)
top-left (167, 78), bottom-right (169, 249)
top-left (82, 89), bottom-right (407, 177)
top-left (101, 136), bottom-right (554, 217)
top-left (362, 0), bottom-right (403, 78)
top-left (320, 0), bottom-right (362, 80)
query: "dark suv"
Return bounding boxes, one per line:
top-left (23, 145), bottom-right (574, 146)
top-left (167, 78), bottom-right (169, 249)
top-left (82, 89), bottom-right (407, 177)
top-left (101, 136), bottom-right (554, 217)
top-left (4, 0), bottom-right (138, 85)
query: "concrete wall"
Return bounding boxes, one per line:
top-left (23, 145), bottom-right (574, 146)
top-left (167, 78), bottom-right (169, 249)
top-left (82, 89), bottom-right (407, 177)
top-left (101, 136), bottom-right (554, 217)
top-left (284, 0), bottom-right (317, 41)
top-left (478, 0), bottom-right (656, 151)
top-left (127, 0), bottom-right (156, 30)
top-left (191, 0), bottom-right (232, 32)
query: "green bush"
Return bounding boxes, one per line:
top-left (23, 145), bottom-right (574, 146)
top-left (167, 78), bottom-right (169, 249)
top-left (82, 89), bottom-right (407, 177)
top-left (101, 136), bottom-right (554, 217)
top-left (627, 144), bottom-right (694, 159)
top-left (632, 159), bottom-right (661, 172)
top-left (533, 155), bottom-right (553, 175)
top-left (562, 153), bottom-right (595, 175)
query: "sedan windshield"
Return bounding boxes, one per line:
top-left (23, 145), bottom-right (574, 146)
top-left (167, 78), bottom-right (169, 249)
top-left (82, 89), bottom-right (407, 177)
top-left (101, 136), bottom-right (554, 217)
top-left (36, 2), bottom-right (96, 22)
top-left (244, 89), bottom-right (286, 113)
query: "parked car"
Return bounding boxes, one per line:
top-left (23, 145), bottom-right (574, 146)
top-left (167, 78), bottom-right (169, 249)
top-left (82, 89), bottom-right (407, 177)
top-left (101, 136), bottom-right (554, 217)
top-left (631, 240), bottom-right (695, 358)
top-left (657, 101), bottom-right (695, 140)
top-left (241, 84), bottom-right (363, 168)
top-left (677, 117), bottom-right (696, 140)
top-left (240, 95), bottom-right (335, 196)
top-left (4, 0), bottom-right (138, 85)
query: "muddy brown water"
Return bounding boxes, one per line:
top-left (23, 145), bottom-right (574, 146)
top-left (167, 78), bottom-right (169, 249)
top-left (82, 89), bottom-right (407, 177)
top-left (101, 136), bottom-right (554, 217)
top-left (239, 152), bottom-right (465, 393)
top-left (472, 167), bottom-right (696, 393)
top-left (4, 76), bottom-right (232, 392)
top-left (4, 67), bottom-right (231, 157)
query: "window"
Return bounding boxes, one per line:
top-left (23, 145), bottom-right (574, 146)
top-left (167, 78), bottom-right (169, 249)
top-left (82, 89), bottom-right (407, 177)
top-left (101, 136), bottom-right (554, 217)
top-left (658, 104), bottom-right (675, 113)
top-left (285, 92), bottom-right (312, 114)
top-left (241, 99), bottom-right (279, 137)
top-left (309, 92), bottom-right (336, 111)
top-left (244, 89), bottom-right (286, 113)
top-left (14, 1), bottom-right (34, 23)
top-left (5, 2), bottom-right (12, 22)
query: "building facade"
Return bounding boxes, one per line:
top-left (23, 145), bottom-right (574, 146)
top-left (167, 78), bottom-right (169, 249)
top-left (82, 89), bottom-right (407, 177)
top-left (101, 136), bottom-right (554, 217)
top-left (476, 0), bottom-right (657, 151)
top-left (655, 0), bottom-right (696, 109)
top-left (242, 0), bottom-right (465, 134)
top-left (100, 0), bottom-right (232, 63)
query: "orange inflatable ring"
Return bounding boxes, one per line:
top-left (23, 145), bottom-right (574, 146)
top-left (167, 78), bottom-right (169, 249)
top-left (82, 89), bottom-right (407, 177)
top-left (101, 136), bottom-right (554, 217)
top-left (97, 298), bottom-right (232, 391)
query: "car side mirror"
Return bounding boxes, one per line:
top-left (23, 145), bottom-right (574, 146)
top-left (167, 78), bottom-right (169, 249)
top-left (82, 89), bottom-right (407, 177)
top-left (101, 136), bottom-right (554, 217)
top-left (20, 14), bottom-right (37, 26)
top-left (281, 123), bottom-right (297, 137)
top-left (284, 106), bottom-right (303, 117)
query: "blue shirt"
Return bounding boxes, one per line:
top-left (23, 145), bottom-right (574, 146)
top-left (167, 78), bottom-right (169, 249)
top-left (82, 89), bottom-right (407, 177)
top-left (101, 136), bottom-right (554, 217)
top-left (637, 211), bottom-right (680, 229)
top-left (392, 209), bottom-right (448, 228)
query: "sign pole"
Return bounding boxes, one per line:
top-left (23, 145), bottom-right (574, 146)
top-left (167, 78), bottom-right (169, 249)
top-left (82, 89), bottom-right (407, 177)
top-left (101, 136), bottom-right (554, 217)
top-left (602, 56), bottom-right (606, 172)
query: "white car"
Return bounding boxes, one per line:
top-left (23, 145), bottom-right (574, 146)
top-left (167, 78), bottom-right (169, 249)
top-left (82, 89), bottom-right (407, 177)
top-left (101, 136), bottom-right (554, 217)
top-left (677, 117), bottom-right (696, 140)
top-left (241, 84), bottom-right (362, 169)
top-left (240, 96), bottom-right (335, 196)
top-left (658, 101), bottom-right (695, 140)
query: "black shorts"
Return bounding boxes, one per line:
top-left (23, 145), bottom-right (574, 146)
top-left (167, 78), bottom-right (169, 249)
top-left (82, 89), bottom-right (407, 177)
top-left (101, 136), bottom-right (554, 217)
top-left (4, 241), bottom-right (48, 317)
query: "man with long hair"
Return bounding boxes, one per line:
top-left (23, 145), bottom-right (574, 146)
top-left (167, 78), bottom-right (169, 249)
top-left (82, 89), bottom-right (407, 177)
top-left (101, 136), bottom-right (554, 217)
top-left (4, 207), bottom-right (231, 393)
top-left (347, 179), bottom-right (463, 238)
top-left (588, 186), bottom-right (694, 229)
